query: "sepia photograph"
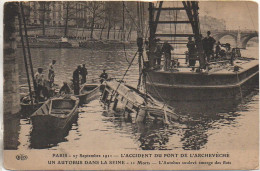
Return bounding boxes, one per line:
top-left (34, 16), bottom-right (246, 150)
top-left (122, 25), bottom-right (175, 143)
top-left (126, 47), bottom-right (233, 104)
top-left (3, 0), bottom-right (259, 170)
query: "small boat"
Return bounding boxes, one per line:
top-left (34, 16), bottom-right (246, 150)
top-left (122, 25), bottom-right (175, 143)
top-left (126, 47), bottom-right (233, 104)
top-left (31, 96), bottom-right (79, 130)
top-left (58, 37), bottom-right (72, 48)
top-left (101, 80), bottom-right (181, 124)
top-left (76, 83), bottom-right (101, 104)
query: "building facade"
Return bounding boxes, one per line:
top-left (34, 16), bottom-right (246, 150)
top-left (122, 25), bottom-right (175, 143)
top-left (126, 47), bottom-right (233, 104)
top-left (25, 2), bottom-right (104, 29)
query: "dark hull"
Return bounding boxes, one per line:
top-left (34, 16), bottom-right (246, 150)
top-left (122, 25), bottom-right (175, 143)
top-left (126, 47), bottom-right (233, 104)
top-left (31, 109), bottom-right (78, 131)
top-left (20, 102), bottom-right (44, 117)
top-left (146, 64), bottom-right (259, 102)
top-left (76, 85), bottom-right (100, 104)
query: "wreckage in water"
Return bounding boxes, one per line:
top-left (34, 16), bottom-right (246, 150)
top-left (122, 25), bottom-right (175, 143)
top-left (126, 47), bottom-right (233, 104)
top-left (100, 80), bottom-right (181, 123)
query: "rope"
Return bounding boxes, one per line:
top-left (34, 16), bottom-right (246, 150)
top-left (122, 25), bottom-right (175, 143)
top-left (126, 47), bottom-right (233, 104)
top-left (108, 50), bottom-right (138, 106)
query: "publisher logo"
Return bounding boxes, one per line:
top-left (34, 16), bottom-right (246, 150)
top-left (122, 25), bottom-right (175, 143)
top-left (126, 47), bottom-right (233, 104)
top-left (16, 154), bottom-right (28, 160)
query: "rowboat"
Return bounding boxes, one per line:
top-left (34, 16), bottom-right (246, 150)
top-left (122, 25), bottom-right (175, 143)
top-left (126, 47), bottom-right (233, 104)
top-left (76, 83), bottom-right (100, 104)
top-left (31, 96), bottom-right (79, 130)
top-left (101, 80), bottom-right (181, 123)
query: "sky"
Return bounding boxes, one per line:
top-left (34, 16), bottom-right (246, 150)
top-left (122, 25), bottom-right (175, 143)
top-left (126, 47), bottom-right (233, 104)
top-left (199, 1), bottom-right (258, 30)
top-left (162, 1), bottom-right (258, 30)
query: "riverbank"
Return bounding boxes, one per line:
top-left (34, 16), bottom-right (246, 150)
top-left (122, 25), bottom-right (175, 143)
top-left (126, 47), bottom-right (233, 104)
top-left (17, 39), bottom-right (136, 48)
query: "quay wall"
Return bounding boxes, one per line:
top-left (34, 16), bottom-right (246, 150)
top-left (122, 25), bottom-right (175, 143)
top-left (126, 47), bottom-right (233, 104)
top-left (19, 27), bottom-right (138, 41)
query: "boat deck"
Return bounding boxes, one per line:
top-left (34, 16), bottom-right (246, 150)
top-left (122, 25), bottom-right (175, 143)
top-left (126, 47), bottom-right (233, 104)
top-left (153, 58), bottom-right (258, 75)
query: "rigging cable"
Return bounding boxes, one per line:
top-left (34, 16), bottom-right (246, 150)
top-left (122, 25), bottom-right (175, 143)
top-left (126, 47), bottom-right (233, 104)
top-left (107, 50), bottom-right (138, 107)
top-left (17, 3), bottom-right (34, 106)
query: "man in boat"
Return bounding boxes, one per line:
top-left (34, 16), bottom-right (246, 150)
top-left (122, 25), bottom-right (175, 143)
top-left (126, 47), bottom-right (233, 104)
top-left (187, 36), bottom-right (196, 71)
top-left (59, 82), bottom-right (71, 95)
top-left (35, 68), bottom-right (45, 101)
top-left (73, 66), bottom-right (81, 95)
top-left (48, 60), bottom-right (56, 88)
top-left (80, 64), bottom-right (88, 84)
top-left (202, 31), bottom-right (216, 62)
top-left (99, 70), bottom-right (108, 84)
top-left (161, 41), bottom-right (174, 71)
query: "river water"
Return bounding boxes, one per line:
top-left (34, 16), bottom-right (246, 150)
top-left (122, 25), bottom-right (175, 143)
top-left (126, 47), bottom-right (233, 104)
top-left (4, 44), bottom-right (259, 151)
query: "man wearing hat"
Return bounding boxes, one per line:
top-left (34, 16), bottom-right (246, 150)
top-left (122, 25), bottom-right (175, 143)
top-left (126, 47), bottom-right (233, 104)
top-left (80, 64), bottom-right (88, 84)
top-left (73, 65), bottom-right (81, 95)
top-left (202, 31), bottom-right (216, 62)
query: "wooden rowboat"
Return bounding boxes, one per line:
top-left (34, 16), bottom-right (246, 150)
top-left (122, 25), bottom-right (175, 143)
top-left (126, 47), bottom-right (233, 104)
top-left (31, 96), bottom-right (79, 130)
top-left (76, 84), bottom-right (100, 104)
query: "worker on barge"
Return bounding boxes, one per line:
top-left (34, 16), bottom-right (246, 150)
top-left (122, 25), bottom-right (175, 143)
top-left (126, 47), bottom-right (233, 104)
top-left (161, 41), bottom-right (174, 71)
top-left (202, 31), bottom-right (216, 62)
top-left (187, 36), bottom-right (196, 71)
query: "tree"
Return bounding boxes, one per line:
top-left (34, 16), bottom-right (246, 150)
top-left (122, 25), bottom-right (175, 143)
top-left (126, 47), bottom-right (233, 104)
top-left (85, 2), bottom-right (105, 39)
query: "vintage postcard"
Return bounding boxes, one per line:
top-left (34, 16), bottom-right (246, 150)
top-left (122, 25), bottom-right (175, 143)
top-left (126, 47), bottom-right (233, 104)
top-left (3, 0), bottom-right (259, 170)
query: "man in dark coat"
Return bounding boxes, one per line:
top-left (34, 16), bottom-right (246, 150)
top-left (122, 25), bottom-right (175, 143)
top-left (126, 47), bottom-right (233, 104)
top-left (202, 31), bottom-right (216, 62)
top-left (73, 65), bottom-right (81, 95)
top-left (187, 36), bottom-right (196, 71)
top-left (161, 41), bottom-right (174, 70)
top-left (80, 64), bottom-right (88, 84)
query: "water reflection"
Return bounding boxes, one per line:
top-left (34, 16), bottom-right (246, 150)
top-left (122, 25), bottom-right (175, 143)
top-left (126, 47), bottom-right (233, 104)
top-left (5, 46), bottom-right (258, 150)
top-left (29, 114), bottom-right (79, 149)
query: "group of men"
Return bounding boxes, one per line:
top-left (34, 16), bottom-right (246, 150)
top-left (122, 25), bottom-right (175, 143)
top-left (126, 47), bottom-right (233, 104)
top-left (145, 39), bottom-right (174, 71)
top-left (146, 31), bottom-right (222, 71)
top-left (34, 60), bottom-right (56, 101)
top-left (72, 64), bottom-right (88, 95)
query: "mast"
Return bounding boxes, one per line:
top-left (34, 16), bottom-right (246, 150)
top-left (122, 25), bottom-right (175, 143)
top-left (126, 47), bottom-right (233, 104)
top-left (20, 2), bottom-right (37, 92)
top-left (122, 2), bottom-right (125, 41)
top-left (17, 5), bottom-right (34, 106)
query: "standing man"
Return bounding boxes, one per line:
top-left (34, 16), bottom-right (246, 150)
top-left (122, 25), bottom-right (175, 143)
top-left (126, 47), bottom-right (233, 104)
top-left (73, 66), bottom-right (81, 95)
top-left (161, 41), bottom-right (174, 71)
top-left (215, 41), bottom-right (221, 59)
top-left (187, 36), bottom-right (196, 71)
top-left (202, 31), bottom-right (216, 62)
top-left (80, 64), bottom-right (88, 84)
top-left (155, 39), bottom-right (162, 66)
top-left (48, 60), bottom-right (56, 87)
top-left (35, 68), bottom-right (44, 101)
top-left (99, 70), bottom-right (108, 84)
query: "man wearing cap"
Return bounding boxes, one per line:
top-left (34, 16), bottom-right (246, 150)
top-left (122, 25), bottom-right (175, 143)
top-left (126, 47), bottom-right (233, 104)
top-left (202, 31), bottom-right (216, 62)
top-left (48, 60), bottom-right (56, 87)
top-left (35, 68), bottom-right (45, 101)
top-left (161, 41), bottom-right (174, 71)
